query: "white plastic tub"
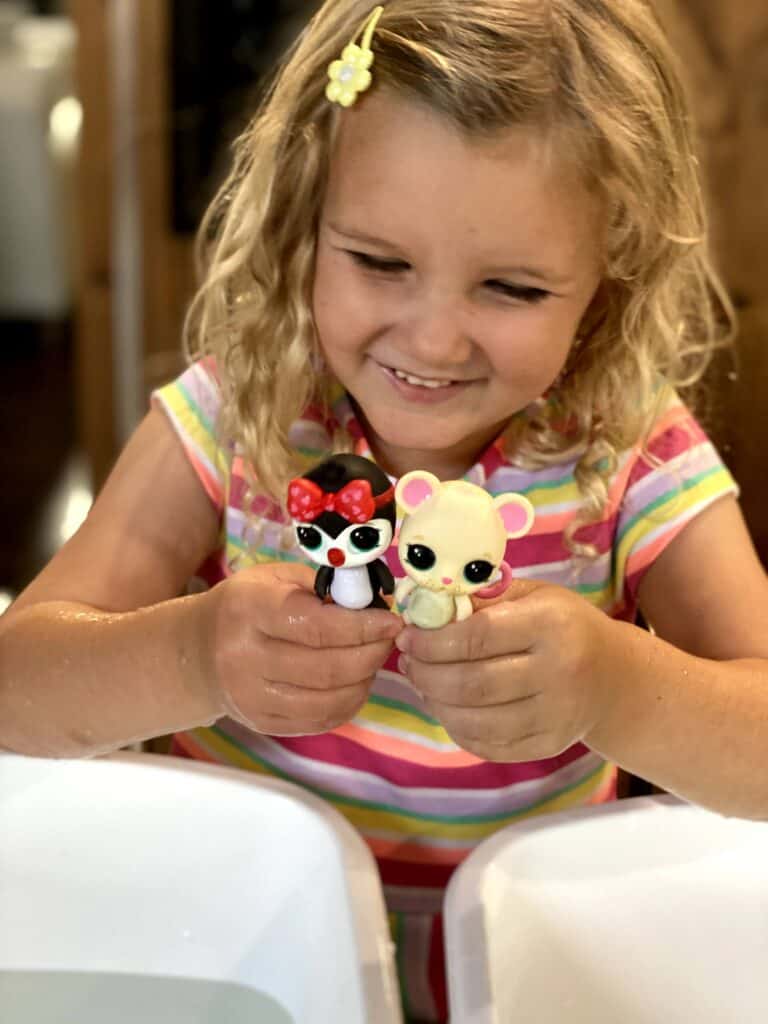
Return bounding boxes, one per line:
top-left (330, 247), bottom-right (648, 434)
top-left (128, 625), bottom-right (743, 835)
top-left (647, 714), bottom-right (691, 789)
top-left (0, 751), bottom-right (402, 1023)
top-left (445, 795), bottom-right (768, 1023)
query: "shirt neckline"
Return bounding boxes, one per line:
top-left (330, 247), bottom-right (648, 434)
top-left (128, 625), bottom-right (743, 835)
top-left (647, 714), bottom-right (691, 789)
top-left (329, 387), bottom-right (511, 488)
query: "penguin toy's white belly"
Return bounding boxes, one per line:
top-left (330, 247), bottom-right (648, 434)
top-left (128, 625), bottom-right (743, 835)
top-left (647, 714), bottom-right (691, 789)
top-left (330, 566), bottom-right (374, 609)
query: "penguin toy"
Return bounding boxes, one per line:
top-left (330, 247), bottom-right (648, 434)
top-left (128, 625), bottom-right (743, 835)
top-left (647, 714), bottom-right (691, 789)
top-left (288, 453), bottom-right (396, 610)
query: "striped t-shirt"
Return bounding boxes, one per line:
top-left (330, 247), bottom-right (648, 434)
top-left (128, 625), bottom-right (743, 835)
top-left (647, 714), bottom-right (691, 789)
top-left (153, 358), bottom-right (737, 900)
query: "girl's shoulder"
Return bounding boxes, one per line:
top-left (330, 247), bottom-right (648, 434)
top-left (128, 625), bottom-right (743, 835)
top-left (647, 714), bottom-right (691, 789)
top-left (153, 356), bottom-right (338, 448)
top-left (151, 356), bottom-right (341, 509)
top-left (150, 357), bottom-right (230, 513)
top-left (624, 383), bottom-right (729, 495)
top-left (612, 385), bottom-right (737, 612)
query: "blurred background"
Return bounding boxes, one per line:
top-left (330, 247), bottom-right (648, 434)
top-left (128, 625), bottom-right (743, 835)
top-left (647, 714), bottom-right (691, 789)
top-left (0, 0), bottom-right (766, 614)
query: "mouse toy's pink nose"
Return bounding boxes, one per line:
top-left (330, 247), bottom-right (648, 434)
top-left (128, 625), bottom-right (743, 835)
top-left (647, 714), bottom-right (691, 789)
top-left (442, 576), bottom-right (452, 585)
top-left (328, 548), bottom-right (345, 567)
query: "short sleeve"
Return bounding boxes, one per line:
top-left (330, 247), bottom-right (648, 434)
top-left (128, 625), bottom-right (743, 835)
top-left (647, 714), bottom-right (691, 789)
top-left (151, 358), bottom-right (229, 512)
top-left (615, 388), bottom-right (739, 609)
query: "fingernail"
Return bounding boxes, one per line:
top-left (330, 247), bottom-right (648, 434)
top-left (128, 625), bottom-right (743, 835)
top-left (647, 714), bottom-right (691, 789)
top-left (395, 630), bottom-right (410, 653)
top-left (397, 654), bottom-right (409, 676)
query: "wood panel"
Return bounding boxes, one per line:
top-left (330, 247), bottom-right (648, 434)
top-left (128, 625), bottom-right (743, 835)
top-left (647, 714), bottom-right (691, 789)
top-left (71, 0), bottom-right (194, 490)
top-left (136, 0), bottom-right (196, 400)
top-left (70, 0), bottom-right (116, 490)
top-left (658, 0), bottom-right (768, 564)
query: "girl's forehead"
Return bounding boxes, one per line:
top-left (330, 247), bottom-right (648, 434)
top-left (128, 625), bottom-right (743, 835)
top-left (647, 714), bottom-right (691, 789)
top-left (322, 90), bottom-right (605, 270)
top-left (328, 88), bottom-right (588, 184)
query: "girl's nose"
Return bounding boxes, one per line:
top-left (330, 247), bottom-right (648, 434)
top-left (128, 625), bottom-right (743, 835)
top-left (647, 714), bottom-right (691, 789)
top-left (404, 296), bottom-right (473, 368)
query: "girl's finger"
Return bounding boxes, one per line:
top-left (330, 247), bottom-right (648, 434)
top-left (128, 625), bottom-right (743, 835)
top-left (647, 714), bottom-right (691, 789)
top-left (400, 594), bottom-right (543, 665)
top-left (405, 650), bottom-right (540, 706)
top-left (439, 729), bottom-right (554, 765)
top-left (432, 699), bottom-right (542, 749)
top-left (244, 570), bottom-right (402, 648)
top-left (255, 633), bottom-right (395, 689)
top-left (227, 679), bottom-right (371, 732)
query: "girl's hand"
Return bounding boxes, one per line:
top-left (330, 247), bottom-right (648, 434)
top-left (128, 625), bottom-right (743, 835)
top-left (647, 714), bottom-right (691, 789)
top-left (395, 580), bottom-right (616, 762)
top-left (198, 563), bottom-right (402, 735)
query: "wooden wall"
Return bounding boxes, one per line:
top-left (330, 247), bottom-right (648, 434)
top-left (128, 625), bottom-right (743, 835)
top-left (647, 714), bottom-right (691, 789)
top-left (71, 0), bottom-right (195, 490)
top-left (134, 0), bottom-right (197, 393)
top-left (657, 0), bottom-right (768, 563)
top-left (71, 0), bottom-right (117, 491)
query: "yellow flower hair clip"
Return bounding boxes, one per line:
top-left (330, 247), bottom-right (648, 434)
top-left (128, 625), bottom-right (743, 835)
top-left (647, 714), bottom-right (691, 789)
top-left (326, 5), bottom-right (384, 109)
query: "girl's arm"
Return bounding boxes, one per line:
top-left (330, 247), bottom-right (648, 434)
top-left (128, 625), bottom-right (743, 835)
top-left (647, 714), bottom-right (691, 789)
top-left (0, 408), bottom-right (400, 759)
top-left (0, 409), bottom-right (224, 757)
top-left (584, 495), bottom-right (768, 818)
top-left (399, 493), bottom-right (768, 821)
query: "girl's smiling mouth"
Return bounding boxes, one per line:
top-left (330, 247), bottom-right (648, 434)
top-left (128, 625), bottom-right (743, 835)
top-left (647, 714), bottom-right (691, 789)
top-left (392, 367), bottom-right (454, 389)
top-left (377, 361), bottom-right (476, 403)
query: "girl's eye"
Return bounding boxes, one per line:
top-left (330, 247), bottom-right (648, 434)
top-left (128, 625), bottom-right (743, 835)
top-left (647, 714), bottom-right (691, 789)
top-left (297, 526), bottom-right (323, 550)
top-left (487, 281), bottom-right (550, 304)
top-left (349, 251), bottom-right (410, 274)
top-left (464, 560), bottom-right (494, 584)
top-left (350, 526), bottom-right (380, 552)
top-left (406, 544), bottom-right (436, 571)
top-left (347, 248), bottom-right (549, 301)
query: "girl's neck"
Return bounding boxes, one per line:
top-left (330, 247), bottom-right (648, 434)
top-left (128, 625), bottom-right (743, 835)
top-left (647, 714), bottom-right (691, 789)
top-left (354, 404), bottom-right (512, 481)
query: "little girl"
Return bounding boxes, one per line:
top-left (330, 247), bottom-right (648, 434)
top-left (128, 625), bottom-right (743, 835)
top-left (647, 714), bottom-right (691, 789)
top-left (3, 1), bottom-right (768, 1020)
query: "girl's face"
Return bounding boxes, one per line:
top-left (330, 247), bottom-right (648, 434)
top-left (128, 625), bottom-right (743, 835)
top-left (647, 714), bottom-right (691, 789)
top-left (313, 90), bottom-right (605, 477)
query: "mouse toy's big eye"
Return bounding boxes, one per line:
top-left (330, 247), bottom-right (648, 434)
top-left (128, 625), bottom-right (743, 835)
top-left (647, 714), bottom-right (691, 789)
top-left (297, 525), bottom-right (323, 550)
top-left (464, 560), bottom-right (494, 584)
top-left (350, 526), bottom-right (380, 552)
top-left (407, 544), bottom-right (436, 571)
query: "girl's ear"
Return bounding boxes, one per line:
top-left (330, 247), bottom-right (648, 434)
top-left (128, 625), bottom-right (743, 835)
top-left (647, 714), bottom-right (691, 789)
top-left (494, 493), bottom-right (535, 539)
top-left (395, 471), bottom-right (442, 514)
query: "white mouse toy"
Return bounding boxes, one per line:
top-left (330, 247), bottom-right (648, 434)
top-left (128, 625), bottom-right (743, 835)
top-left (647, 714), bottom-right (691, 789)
top-left (394, 471), bottom-right (535, 629)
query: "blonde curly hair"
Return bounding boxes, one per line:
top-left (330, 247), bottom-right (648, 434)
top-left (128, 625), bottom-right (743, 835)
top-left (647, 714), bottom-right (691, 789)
top-left (184, 0), bottom-right (733, 555)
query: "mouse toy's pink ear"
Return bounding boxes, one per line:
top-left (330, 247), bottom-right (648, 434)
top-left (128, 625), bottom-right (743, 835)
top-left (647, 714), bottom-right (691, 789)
top-left (494, 492), bottom-right (535, 539)
top-left (395, 471), bottom-right (442, 514)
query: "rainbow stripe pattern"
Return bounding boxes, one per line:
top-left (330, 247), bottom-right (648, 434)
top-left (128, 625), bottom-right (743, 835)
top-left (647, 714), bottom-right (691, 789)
top-left (153, 359), bottom-right (737, 1019)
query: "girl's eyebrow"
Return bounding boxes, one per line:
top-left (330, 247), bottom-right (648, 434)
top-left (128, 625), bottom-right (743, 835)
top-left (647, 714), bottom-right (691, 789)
top-left (326, 221), bottom-right (573, 286)
top-left (327, 222), bottom-right (400, 250)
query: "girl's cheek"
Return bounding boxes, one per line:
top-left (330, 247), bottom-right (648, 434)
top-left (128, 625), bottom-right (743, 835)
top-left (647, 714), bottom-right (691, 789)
top-left (495, 316), bottom-right (570, 370)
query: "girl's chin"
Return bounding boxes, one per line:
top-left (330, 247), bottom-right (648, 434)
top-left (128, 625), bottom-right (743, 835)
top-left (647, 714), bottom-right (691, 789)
top-left (346, 385), bottom-right (515, 462)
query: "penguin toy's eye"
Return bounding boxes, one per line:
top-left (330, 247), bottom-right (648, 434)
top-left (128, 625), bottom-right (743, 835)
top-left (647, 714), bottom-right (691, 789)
top-left (297, 525), bottom-right (323, 550)
top-left (407, 544), bottom-right (436, 571)
top-left (464, 560), bottom-right (494, 584)
top-left (350, 526), bottom-right (380, 552)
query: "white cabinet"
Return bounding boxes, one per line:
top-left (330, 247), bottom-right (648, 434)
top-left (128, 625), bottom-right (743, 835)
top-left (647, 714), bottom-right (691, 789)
top-left (0, 9), bottom-right (79, 318)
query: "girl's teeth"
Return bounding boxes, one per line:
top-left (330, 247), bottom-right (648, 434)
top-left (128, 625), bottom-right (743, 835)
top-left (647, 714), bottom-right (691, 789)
top-left (393, 369), bottom-right (453, 389)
